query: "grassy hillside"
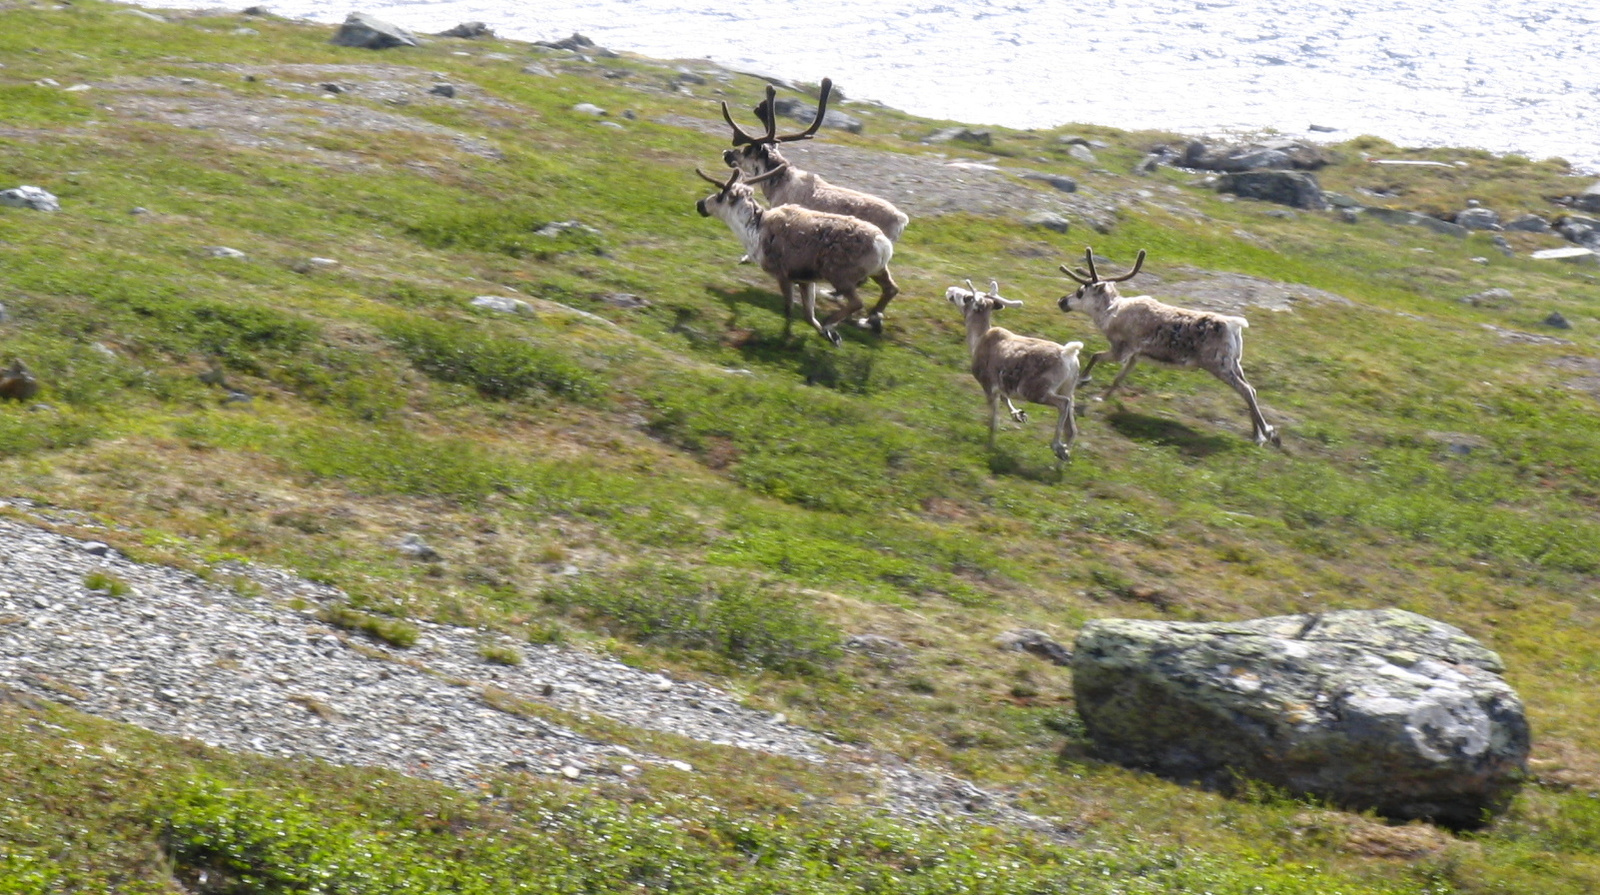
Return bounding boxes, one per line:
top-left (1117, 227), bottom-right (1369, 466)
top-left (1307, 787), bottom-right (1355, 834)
top-left (3, 2), bottom-right (1600, 891)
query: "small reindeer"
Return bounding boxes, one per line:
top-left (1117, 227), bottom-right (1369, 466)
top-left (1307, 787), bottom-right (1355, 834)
top-left (1058, 248), bottom-right (1279, 446)
top-left (949, 280), bottom-right (1083, 463)
top-left (721, 79), bottom-right (907, 331)
top-left (696, 166), bottom-right (893, 347)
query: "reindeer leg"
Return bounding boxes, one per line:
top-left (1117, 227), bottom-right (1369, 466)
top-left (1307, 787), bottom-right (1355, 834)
top-left (1050, 390), bottom-right (1078, 463)
top-left (820, 287), bottom-right (862, 347)
top-left (1004, 396), bottom-right (1028, 423)
top-left (1216, 362), bottom-right (1279, 447)
top-left (802, 282), bottom-right (841, 347)
top-left (1078, 350), bottom-right (1112, 385)
top-left (779, 278), bottom-right (797, 340)
top-left (1100, 355), bottom-right (1139, 401)
top-left (859, 268), bottom-right (901, 333)
top-left (985, 388), bottom-right (1000, 448)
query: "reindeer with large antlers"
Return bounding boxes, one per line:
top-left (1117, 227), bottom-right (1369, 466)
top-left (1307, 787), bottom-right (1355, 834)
top-left (695, 166), bottom-right (894, 347)
top-left (1057, 248), bottom-right (1280, 446)
top-left (721, 79), bottom-right (908, 332)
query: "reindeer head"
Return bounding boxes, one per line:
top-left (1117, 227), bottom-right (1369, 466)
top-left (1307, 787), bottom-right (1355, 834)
top-left (719, 79), bottom-right (834, 178)
top-left (947, 279), bottom-right (1021, 322)
top-left (694, 165), bottom-right (783, 219)
top-left (1057, 247), bottom-right (1146, 313)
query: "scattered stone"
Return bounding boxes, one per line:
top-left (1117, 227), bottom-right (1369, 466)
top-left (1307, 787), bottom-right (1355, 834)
top-left (0, 186), bottom-right (60, 212)
top-left (429, 83), bottom-right (456, 98)
top-left (1020, 172), bottom-right (1077, 193)
top-left (925, 127), bottom-right (991, 147)
top-left (203, 246), bottom-right (246, 259)
top-left (994, 629), bottom-right (1072, 666)
top-left (571, 102), bottom-right (606, 116)
top-left (1544, 311), bottom-right (1572, 330)
top-left (1308, 123), bottom-right (1338, 133)
top-left (1555, 215), bottom-right (1600, 249)
top-left (470, 295), bottom-right (532, 314)
top-left (241, 6), bottom-right (273, 16)
top-left (1022, 211), bottom-right (1071, 233)
top-left (843, 634), bottom-right (909, 658)
top-left (436, 21), bottom-right (493, 39)
top-left (1361, 208), bottom-right (1469, 237)
top-left (1454, 207), bottom-right (1502, 230)
top-left (1531, 247), bottom-right (1598, 264)
top-left (397, 533), bottom-right (441, 562)
top-left (1572, 180), bottom-right (1600, 214)
top-left (1184, 139), bottom-right (1330, 172)
top-left (535, 220), bottom-right (601, 237)
top-left (1503, 214), bottom-right (1551, 233)
top-left (1216, 171), bottom-right (1328, 210)
top-left (1073, 609), bottom-right (1529, 827)
top-left (1490, 235), bottom-right (1515, 257)
top-left (1322, 192), bottom-right (1362, 208)
top-left (329, 13), bottom-right (419, 50)
top-left (598, 293), bottom-right (649, 309)
top-left (319, 82), bottom-right (344, 94)
top-left (1459, 288), bottom-right (1513, 308)
top-left (520, 64), bottom-right (555, 78)
top-left (1067, 144), bottom-right (1097, 164)
top-left (536, 33), bottom-right (617, 57)
top-left (0, 361), bottom-right (39, 402)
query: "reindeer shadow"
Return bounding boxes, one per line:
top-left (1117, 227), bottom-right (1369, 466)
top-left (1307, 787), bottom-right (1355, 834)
top-left (702, 284), bottom-right (881, 376)
top-left (1104, 408), bottom-right (1236, 458)
top-left (985, 443), bottom-right (1070, 483)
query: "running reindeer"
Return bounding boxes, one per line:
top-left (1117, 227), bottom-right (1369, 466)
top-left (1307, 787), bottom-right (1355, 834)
top-left (721, 78), bottom-right (907, 332)
top-left (1057, 248), bottom-right (1280, 446)
top-left (696, 166), bottom-right (894, 347)
top-left (949, 279), bottom-right (1084, 464)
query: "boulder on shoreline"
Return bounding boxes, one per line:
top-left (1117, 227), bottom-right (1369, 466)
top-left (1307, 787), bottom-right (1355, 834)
top-left (330, 13), bottom-right (419, 50)
top-left (1217, 170), bottom-right (1328, 210)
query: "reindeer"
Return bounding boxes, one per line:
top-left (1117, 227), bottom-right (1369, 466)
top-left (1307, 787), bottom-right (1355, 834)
top-left (721, 79), bottom-right (907, 332)
top-left (696, 166), bottom-right (893, 347)
top-left (949, 279), bottom-right (1084, 463)
top-left (1057, 248), bottom-right (1280, 446)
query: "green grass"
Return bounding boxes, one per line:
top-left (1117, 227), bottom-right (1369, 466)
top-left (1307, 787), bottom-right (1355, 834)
top-left (4, 2), bottom-right (1600, 892)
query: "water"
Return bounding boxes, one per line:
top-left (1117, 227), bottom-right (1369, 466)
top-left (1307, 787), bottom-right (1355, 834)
top-left (135, 1), bottom-right (1600, 173)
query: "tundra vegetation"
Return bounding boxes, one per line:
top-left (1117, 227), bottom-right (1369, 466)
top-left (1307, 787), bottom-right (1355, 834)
top-left (3, 3), bottom-right (1600, 892)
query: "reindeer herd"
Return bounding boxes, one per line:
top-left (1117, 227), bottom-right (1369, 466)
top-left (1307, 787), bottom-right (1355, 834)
top-left (694, 78), bottom-right (1281, 462)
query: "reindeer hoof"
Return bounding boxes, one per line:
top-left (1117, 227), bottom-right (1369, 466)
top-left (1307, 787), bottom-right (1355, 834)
top-left (823, 328), bottom-right (843, 348)
top-left (1011, 410), bottom-right (1028, 423)
top-left (1052, 445), bottom-right (1071, 462)
top-left (867, 313), bottom-right (884, 334)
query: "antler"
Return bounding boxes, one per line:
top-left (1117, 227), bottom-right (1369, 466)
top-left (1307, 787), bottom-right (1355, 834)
top-left (775, 78), bottom-right (833, 143)
top-left (1107, 249), bottom-right (1147, 282)
top-left (720, 98), bottom-right (763, 146)
top-left (1060, 248), bottom-right (1146, 284)
top-left (695, 167), bottom-right (737, 190)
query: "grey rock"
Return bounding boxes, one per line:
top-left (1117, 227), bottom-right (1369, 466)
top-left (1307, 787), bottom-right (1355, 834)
top-left (397, 533), bottom-right (441, 561)
top-left (1067, 144), bottom-right (1097, 164)
top-left (329, 13), bottom-right (419, 50)
top-left (436, 21), bottom-right (493, 39)
top-left (1021, 172), bottom-right (1078, 193)
top-left (1073, 609), bottom-right (1529, 826)
top-left (925, 127), bottom-right (991, 147)
top-left (1556, 215), bottom-right (1600, 249)
top-left (1573, 180), bottom-right (1600, 213)
top-left (536, 33), bottom-right (617, 57)
top-left (521, 64), bottom-right (555, 78)
top-left (598, 293), bottom-right (649, 309)
top-left (1544, 311), bottom-right (1572, 330)
top-left (1216, 171), bottom-right (1328, 210)
top-left (0, 185), bottom-right (60, 212)
top-left (429, 83), bottom-right (456, 98)
top-left (203, 246), bottom-right (246, 259)
top-left (1454, 207), bottom-right (1502, 231)
top-left (1491, 235), bottom-right (1515, 256)
top-left (1022, 211), bottom-right (1071, 233)
top-left (1185, 139), bottom-right (1331, 172)
top-left (995, 629), bottom-right (1072, 666)
top-left (1323, 191), bottom-right (1362, 209)
top-left (1459, 288), bottom-right (1513, 308)
top-left (1503, 214), bottom-right (1551, 233)
top-left (470, 295), bottom-right (532, 314)
top-left (844, 634), bottom-right (909, 658)
top-left (571, 103), bottom-right (607, 116)
top-left (535, 220), bottom-right (601, 237)
top-left (1363, 208), bottom-right (1469, 237)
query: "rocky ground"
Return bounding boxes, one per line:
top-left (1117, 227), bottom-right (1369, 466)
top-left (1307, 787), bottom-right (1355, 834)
top-left (0, 499), bottom-right (1066, 839)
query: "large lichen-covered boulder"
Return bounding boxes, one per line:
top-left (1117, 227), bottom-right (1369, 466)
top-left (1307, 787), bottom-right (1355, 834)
top-left (1072, 609), bottom-right (1528, 827)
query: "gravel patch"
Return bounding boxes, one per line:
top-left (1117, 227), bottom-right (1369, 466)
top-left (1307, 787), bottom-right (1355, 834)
top-left (0, 501), bottom-right (1067, 839)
